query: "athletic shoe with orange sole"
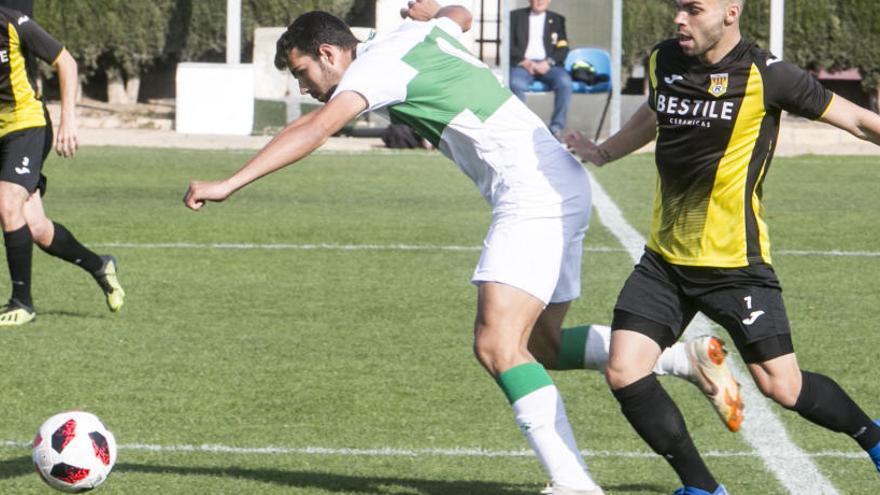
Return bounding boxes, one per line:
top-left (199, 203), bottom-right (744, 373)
top-left (685, 336), bottom-right (744, 432)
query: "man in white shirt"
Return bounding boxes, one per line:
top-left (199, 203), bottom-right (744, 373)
top-left (509, 0), bottom-right (573, 137)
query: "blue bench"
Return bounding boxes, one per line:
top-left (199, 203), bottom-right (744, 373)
top-left (526, 47), bottom-right (612, 139)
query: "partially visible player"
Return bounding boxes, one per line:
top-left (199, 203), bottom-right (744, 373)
top-left (184, 2), bottom-right (739, 493)
top-left (0, 4), bottom-right (124, 325)
top-left (566, 0), bottom-right (880, 493)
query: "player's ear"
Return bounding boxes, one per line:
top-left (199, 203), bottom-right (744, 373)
top-left (724, 2), bottom-right (742, 26)
top-left (317, 44), bottom-right (335, 64)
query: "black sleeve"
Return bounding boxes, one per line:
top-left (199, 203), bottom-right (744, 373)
top-left (548, 14), bottom-right (569, 66)
top-left (14, 16), bottom-right (63, 64)
top-left (763, 59), bottom-right (833, 120)
top-left (509, 9), bottom-right (526, 66)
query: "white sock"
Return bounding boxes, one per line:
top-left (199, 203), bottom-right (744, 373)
top-left (654, 342), bottom-right (693, 378)
top-left (584, 324), bottom-right (692, 379)
top-left (512, 385), bottom-right (599, 491)
top-left (583, 324), bottom-right (611, 371)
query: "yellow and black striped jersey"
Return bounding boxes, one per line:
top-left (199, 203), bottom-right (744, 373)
top-left (0, 7), bottom-right (62, 137)
top-left (646, 39), bottom-right (833, 268)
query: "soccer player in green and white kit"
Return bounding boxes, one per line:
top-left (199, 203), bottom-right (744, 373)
top-left (184, 2), bottom-right (741, 493)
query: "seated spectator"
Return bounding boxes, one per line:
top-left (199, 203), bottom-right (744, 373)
top-left (509, 0), bottom-right (572, 137)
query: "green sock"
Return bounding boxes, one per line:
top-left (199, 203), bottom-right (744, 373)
top-left (557, 326), bottom-right (590, 370)
top-left (497, 362), bottom-right (554, 404)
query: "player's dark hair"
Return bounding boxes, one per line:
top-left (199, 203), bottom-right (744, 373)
top-left (274, 11), bottom-right (359, 70)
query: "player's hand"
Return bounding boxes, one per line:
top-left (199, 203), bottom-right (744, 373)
top-left (564, 130), bottom-right (609, 166)
top-left (55, 120), bottom-right (79, 158)
top-left (183, 180), bottom-right (233, 211)
top-left (400, 0), bottom-right (441, 21)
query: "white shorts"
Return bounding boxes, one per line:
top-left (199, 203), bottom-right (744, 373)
top-left (471, 162), bottom-right (591, 305)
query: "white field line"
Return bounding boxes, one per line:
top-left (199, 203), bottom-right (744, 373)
top-left (88, 242), bottom-right (880, 258)
top-left (587, 170), bottom-right (840, 495)
top-left (0, 440), bottom-right (870, 461)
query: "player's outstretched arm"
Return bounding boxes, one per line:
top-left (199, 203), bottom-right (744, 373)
top-left (819, 94), bottom-right (880, 146)
top-left (183, 91), bottom-right (367, 211)
top-left (53, 48), bottom-right (79, 158)
top-left (401, 0), bottom-right (473, 32)
top-left (564, 102), bottom-right (657, 166)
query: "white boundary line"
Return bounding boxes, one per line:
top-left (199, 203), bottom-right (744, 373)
top-left (88, 242), bottom-right (880, 258)
top-left (0, 440), bottom-right (870, 461)
top-left (587, 171), bottom-right (839, 494)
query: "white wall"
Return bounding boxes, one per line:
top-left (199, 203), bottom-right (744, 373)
top-left (252, 27), bottom-right (292, 99)
top-left (176, 63), bottom-right (254, 135)
top-left (375, 0), bottom-right (500, 64)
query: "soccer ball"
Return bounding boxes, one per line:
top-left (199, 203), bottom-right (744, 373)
top-left (32, 411), bottom-right (117, 493)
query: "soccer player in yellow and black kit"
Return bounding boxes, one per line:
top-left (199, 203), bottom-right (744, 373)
top-left (0, 5), bottom-right (124, 325)
top-left (566, 0), bottom-right (880, 494)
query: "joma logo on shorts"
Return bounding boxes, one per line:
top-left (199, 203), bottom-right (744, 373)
top-left (15, 156), bottom-right (30, 175)
top-left (742, 310), bottom-right (765, 325)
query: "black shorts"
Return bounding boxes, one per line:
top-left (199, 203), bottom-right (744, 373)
top-left (0, 125), bottom-right (51, 195)
top-left (612, 249), bottom-right (794, 363)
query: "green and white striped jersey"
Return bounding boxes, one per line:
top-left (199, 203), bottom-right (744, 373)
top-left (332, 17), bottom-right (578, 208)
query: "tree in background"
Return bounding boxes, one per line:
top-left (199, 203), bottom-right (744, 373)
top-left (36, 0), bottom-right (362, 104)
top-left (623, 0), bottom-right (878, 110)
top-left (37, 1), bottom-right (167, 104)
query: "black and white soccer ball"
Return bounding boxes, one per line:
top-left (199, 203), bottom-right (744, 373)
top-left (32, 411), bottom-right (117, 493)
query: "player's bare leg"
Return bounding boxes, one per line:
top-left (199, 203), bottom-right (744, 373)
top-left (748, 353), bottom-right (880, 473)
top-left (0, 180), bottom-right (35, 325)
top-left (24, 191), bottom-right (125, 312)
top-left (474, 282), bottom-right (603, 495)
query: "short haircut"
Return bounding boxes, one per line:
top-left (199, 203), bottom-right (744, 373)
top-left (274, 11), bottom-right (359, 70)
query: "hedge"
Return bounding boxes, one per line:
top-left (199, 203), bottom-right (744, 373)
top-left (623, 0), bottom-right (879, 93)
top-left (34, 0), bottom-right (362, 101)
top-left (30, 1), bottom-right (880, 101)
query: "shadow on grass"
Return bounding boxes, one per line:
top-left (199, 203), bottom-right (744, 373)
top-left (0, 456), bottom-right (667, 494)
top-left (118, 463), bottom-right (668, 494)
top-left (0, 455), bottom-right (31, 479)
top-left (38, 309), bottom-right (106, 319)
top-left (118, 462), bottom-right (536, 494)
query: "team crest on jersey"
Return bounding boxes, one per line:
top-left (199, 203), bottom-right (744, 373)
top-left (708, 73), bottom-right (728, 97)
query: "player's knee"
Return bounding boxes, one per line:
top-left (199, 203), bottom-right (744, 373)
top-left (605, 358), bottom-right (633, 389)
top-left (473, 324), bottom-right (521, 374)
top-left (27, 218), bottom-right (52, 247)
top-left (0, 195), bottom-right (26, 227)
top-left (756, 375), bottom-right (800, 407)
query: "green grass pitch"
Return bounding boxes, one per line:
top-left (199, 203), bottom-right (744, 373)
top-left (0, 147), bottom-right (878, 494)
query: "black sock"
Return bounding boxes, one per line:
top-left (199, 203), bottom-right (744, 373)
top-left (4, 226), bottom-right (33, 307)
top-left (790, 370), bottom-right (880, 450)
top-left (612, 374), bottom-right (718, 492)
top-left (40, 222), bottom-right (103, 273)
